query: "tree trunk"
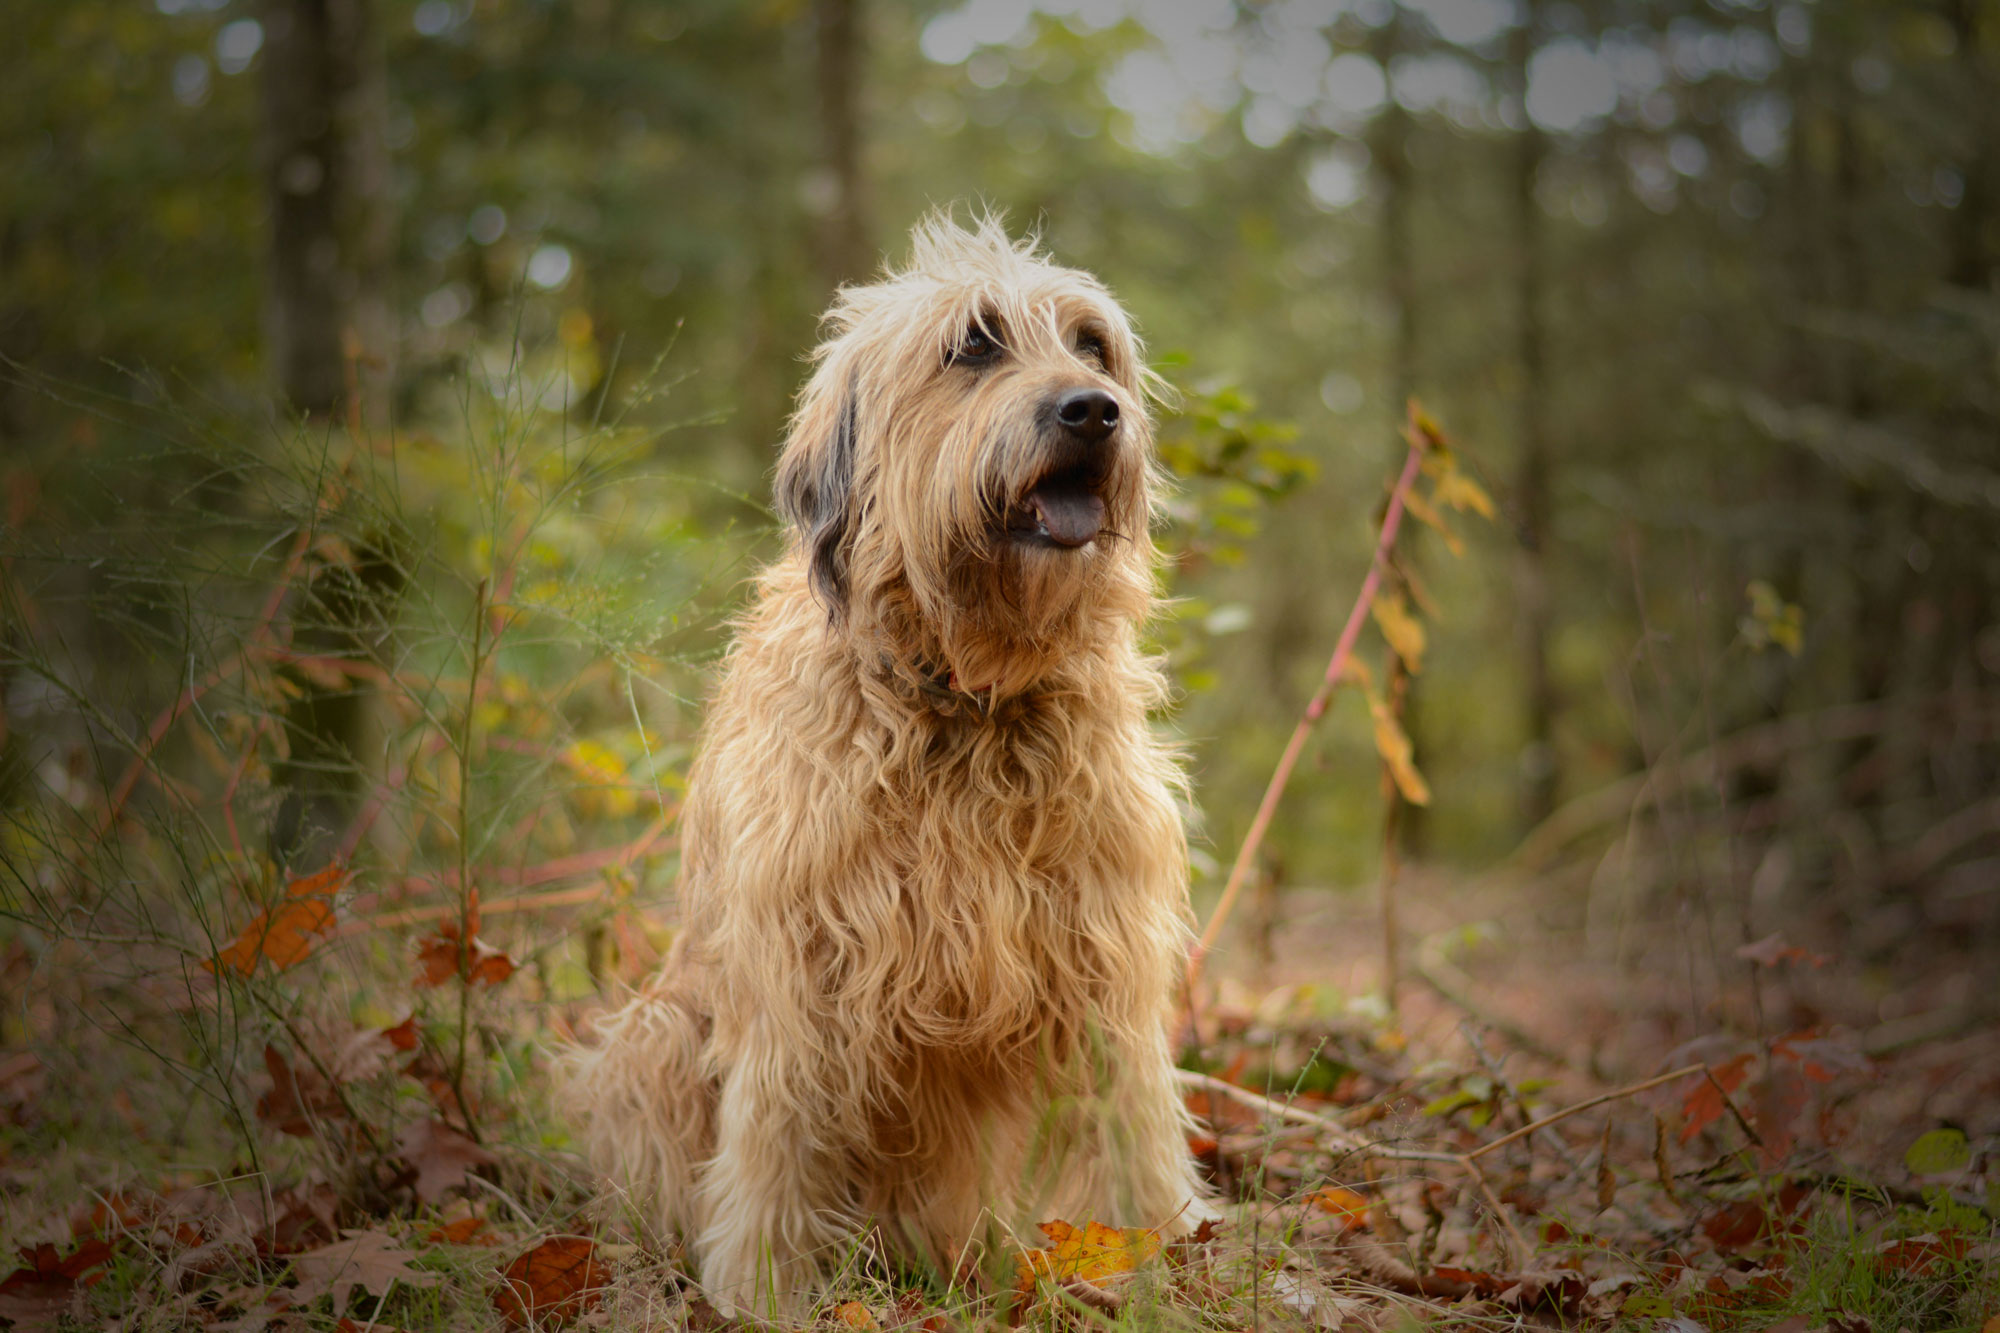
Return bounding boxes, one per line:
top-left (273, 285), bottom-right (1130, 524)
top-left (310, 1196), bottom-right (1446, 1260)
top-left (1946, 0), bottom-right (1991, 289)
top-left (1509, 2), bottom-right (1558, 833)
top-left (260, 0), bottom-right (396, 866)
top-left (261, 0), bottom-right (392, 420)
top-left (813, 0), bottom-right (870, 291)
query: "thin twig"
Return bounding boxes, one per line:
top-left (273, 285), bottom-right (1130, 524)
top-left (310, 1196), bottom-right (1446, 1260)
top-left (449, 578), bottom-right (489, 1144)
top-left (89, 523), bottom-right (315, 852)
top-left (1703, 1063), bottom-right (1763, 1147)
top-left (1189, 434), bottom-right (1428, 990)
top-left (338, 809), bottom-right (677, 935)
top-left (1172, 1069), bottom-right (1460, 1164)
top-left (219, 716), bottom-right (275, 863)
top-left (1464, 1063), bottom-right (1704, 1161)
top-left (1457, 1152), bottom-right (1534, 1268)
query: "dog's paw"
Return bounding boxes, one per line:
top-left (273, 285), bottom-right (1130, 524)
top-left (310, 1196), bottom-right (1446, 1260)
top-left (1157, 1192), bottom-right (1225, 1237)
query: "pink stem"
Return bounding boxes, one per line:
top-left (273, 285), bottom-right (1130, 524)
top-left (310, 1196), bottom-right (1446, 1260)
top-left (1189, 439), bottom-right (1426, 986)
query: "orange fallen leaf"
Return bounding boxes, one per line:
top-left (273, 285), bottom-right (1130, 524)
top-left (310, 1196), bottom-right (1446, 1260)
top-left (0, 1238), bottom-right (116, 1330)
top-left (1702, 1199), bottom-right (1782, 1253)
top-left (1014, 1219), bottom-right (1161, 1294)
top-left (1679, 1053), bottom-right (1753, 1143)
top-left (415, 889), bottom-right (517, 989)
top-left (206, 863), bottom-right (347, 977)
top-left (427, 1217), bottom-right (492, 1246)
top-left (2, 1239), bottom-right (114, 1294)
top-left (1307, 1186), bottom-right (1370, 1233)
top-left (833, 1301), bottom-right (879, 1329)
top-left (1876, 1233), bottom-right (1969, 1275)
top-left (494, 1236), bottom-right (611, 1328)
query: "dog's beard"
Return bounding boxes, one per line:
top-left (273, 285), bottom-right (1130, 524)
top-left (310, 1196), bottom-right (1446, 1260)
top-left (909, 440), bottom-right (1145, 694)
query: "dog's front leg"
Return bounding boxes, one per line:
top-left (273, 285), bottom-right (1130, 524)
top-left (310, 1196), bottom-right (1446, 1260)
top-left (694, 1041), bottom-right (854, 1320)
top-left (1107, 1025), bottom-right (1219, 1236)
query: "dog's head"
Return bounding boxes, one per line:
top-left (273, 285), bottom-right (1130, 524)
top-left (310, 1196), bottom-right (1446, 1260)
top-left (775, 214), bottom-right (1160, 697)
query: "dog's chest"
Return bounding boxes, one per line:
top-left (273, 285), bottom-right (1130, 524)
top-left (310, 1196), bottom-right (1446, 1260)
top-left (844, 727), bottom-right (1136, 1049)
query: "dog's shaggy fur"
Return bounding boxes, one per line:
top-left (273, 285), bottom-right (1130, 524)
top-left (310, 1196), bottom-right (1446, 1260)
top-left (565, 216), bottom-right (1211, 1316)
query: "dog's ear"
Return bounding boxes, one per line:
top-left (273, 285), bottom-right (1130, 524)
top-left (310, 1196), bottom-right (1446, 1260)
top-left (774, 378), bottom-right (857, 620)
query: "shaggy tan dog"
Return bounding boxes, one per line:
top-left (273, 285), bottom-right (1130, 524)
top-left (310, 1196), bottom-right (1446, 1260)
top-left (566, 216), bottom-right (1210, 1316)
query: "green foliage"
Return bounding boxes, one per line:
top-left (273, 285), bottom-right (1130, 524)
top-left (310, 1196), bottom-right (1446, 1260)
top-left (1147, 375), bottom-right (1312, 697)
top-left (1904, 1128), bottom-right (1973, 1178)
top-left (0, 342), bottom-right (724, 1202)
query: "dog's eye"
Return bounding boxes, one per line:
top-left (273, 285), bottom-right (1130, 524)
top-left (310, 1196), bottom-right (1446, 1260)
top-left (1076, 331), bottom-right (1108, 367)
top-left (951, 323), bottom-right (1000, 366)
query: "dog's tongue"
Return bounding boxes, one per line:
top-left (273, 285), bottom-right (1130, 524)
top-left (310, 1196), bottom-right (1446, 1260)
top-left (1027, 487), bottom-right (1105, 547)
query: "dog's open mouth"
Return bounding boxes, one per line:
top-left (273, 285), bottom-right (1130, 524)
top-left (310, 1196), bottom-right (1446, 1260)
top-left (1005, 464), bottom-right (1107, 549)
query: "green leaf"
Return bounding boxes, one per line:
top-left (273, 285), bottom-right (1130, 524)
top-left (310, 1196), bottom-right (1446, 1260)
top-left (1904, 1127), bottom-right (1971, 1175)
top-left (1621, 1292), bottom-right (1672, 1319)
top-left (1422, 1089), bottom-right (1482, 1118)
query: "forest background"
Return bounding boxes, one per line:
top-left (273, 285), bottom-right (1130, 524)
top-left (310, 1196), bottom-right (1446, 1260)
top-left (1, 0), bottom-right (1997, 1328)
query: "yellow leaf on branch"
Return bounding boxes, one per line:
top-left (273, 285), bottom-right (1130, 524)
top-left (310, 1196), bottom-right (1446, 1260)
top-left (1371, 592), bottom-right (1427, 674)
top-left (1399, 488), bottom-right (1464, 556)
top-left (1365, 687), bottom-right (1431, 807)
top-left (1433, 468), bottom-right (1495, 518)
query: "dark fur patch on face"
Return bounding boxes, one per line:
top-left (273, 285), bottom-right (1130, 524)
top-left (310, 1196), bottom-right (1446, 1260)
top-left (774, 384), bottom-right (857, 619)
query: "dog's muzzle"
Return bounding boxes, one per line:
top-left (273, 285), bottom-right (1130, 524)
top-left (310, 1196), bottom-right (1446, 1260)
top-left (1006, 388), bottom-right (1121, 548)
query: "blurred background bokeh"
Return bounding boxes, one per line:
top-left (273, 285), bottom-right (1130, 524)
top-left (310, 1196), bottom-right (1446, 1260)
top-left (3, 0), bottom-right (1998, 1141)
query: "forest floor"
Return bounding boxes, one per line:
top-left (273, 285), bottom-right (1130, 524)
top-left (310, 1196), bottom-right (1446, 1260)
top-left (1, 865), bottom-right (1996, 1333)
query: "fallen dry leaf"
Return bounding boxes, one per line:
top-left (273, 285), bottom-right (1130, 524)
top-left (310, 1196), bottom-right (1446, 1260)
top-left (207, 864), bottom-right (347, 977)
top-left (1269, 1270), bottom-right (1355, 1330)
top-left (255, 1044), bottom-right (347, 1138)
top-left (1680, 1054), bottom-right (1753, 1143)
top-left (495, 1235), bottom-right (612, 1328)
top-left (414, 889), bottom-right (517, 988)
top-left (1701, 1200), bottom-right (1770, 1252)
top-left (1306, 1186), bottom-right (1370, 1234)
top-left (396, 1118), bottom-right (495, 1204)
top-left (1876, 1233), bottom-right (1970, 1275)
top-left (1653, 1114), bottom-right (1681, 1205)
top-left (267, 1183), bottom-right (340, 1254)
top-left (287, 1229), bottom-right (441, 1314)
top-left (833, 1300), bottom-right (879, 1329)
top-left (1014, 1219), bottom-right (1161, 1294)
top-left (427, 1216), bottom-right (494, 1246)
top-left (1, 1239), bottom-right (114, 1306)
top-left (329, 1024), bottom-right (401, 1084)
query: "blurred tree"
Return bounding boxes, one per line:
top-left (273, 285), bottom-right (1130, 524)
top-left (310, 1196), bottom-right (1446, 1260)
top-left (259, 0), bottom-right (400, 866)
top-left (259, 0), bottom-right (393, 419)
top-left (1508, 0), bottom-right (1557, 832)
top-left (814, 0), bottom-right (873, 288)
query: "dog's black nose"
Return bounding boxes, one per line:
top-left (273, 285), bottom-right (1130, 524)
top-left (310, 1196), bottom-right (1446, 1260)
top-left (1055, 388), bottom-right (1119, 443)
